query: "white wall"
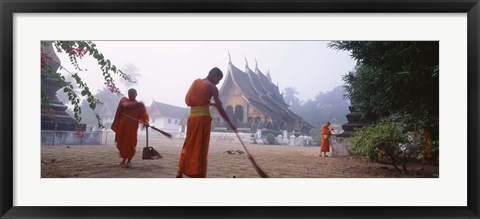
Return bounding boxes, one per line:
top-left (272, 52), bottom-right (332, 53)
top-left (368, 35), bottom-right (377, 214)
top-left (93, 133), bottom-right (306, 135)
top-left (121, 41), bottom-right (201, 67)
top-left (150, 116), bottom-right (183, 135)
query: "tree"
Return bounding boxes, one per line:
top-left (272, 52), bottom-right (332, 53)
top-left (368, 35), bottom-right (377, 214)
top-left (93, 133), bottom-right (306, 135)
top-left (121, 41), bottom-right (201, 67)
top-left (41, 41), bottom-right (135, 128)
top-left (282, 87), bottom-right (301, 107)
top-left (328, 41), bottom-right (439, 163)
top-left (329, 41), bottom-right (439, 139)
top-left (290, 86), bottom-right (350, 127)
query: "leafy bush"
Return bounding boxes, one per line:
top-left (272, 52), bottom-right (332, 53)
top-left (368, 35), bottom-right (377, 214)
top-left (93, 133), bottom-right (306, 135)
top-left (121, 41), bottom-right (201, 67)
top-left (312, 134), bottom-right (321, 145)
top-left (349, 117), bottom-right (422, 173)
top-left (266, 133), bottom-right (276, 145)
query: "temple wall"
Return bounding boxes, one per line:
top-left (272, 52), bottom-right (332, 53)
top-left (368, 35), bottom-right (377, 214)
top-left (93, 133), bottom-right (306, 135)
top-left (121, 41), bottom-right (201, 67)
top-left (41, 130), bottom-right (102, 145)
top-left (247, 105), bottom-right (264, 120)
top-left (224, 96), bottom-right (244, 107)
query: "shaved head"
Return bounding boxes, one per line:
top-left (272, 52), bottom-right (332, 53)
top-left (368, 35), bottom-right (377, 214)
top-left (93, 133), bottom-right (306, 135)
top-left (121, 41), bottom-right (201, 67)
top-left (128, 88), bottom-right (137, 100)
top-left (207, 67), bottom-right (223, 78)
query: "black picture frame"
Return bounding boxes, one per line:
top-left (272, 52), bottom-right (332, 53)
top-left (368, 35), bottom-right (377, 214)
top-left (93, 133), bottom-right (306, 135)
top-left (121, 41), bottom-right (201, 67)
top-left (1, 0), bottom-right (479, 218)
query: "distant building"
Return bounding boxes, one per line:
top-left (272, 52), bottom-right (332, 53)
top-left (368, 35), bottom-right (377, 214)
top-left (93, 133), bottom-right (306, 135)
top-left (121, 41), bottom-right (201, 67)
top-left (95, 99), bottom-right (188, 138)
top-left (210, 57), bottom-right (313, 135)
top-left (148, 100), bottom-right (189, 136)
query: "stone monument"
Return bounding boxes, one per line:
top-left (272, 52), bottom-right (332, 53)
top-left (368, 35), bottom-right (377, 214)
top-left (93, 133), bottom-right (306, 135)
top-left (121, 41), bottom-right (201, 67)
top-left (332, 105), bottom-right (369, 156)
top-left (41, 42), bottom-right (86, 132)
top-left (41, 42), bottom-right (97, 145)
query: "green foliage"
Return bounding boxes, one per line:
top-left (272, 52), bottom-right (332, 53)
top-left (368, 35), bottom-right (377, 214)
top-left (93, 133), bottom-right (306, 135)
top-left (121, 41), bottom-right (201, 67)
top-left (349, 116), bottom-right (423, 173)
top-left (312, 134), bottom-right (321, 145)
top-left (61, 88), bottom-right (122, 129)
top-left (431, 139), bottom-right (439, 160)
top-left (329, 41), bottom-right (439, 146)
top-left (41, 41), bottom-right (136, 128)
top-left (40, 84), bottom-right (50, 109)
top-left (266, 133), bottom-right (276, 145)
top-left (43, 67), bottom-right (85, 124)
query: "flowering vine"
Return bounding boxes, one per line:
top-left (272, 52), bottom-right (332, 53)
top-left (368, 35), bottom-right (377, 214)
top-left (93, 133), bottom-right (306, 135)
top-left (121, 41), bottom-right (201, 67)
top-left (41, 41), bottom-right (136, 129)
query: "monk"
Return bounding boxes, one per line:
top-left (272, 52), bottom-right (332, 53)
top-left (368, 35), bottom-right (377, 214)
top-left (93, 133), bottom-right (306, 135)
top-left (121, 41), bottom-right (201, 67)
top-left (176, 67), bottom-right (236, 178)
top-left (111, 88), bottom-right (149, 168)
top-left (422, 129), bottom-right (434, 161)
top-left (320, 121), bottom-right (331, 157)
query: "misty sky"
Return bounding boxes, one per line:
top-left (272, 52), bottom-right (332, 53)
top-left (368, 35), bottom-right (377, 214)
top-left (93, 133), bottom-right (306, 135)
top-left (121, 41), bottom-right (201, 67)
top-left (55, 41), bottom-right (356, 107)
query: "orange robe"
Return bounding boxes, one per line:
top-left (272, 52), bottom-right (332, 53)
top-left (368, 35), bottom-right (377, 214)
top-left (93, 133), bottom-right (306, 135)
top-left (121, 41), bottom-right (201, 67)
top-left (422, 129), bottom-right (433, 159)
top-left (320, 124), bottom-right (331, 152)
top-left (177, 79), bottom-right (212, 178)
top-left (111, 97), bottom-right (149, 160)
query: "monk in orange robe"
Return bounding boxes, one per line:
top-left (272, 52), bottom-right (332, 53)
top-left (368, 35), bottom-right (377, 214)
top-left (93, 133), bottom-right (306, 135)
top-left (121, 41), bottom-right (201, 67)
top-left (422, 129), bottom-right (433, 160)
top-left (320, 122), bottom-right (331, 157)
top-left (111, 88), bottom-right (149, 168)
top-left (176, 67), bottom-right (236, 178)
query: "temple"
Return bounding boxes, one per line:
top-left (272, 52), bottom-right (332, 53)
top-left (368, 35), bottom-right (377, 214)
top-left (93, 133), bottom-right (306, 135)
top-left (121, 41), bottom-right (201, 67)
top-left (210, 56), bottom-right (312, 135)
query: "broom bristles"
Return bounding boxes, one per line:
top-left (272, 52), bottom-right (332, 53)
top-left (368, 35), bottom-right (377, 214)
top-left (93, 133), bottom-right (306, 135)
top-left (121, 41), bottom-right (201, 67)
top-left (235, 132), bottom-right (269, 178)
top-left (150, 126), bottom-right (173, 139)
top-left (248, 155), bottom-right (269, 178)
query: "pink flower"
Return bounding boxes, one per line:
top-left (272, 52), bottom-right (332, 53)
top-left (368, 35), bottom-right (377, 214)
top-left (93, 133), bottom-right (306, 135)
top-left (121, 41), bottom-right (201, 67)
top-left (75, 129), bottom-right (85, 139)
top-left (41, 108), bottom-right (55, 118)
top-left (41, 53), bottom-right (54, 68)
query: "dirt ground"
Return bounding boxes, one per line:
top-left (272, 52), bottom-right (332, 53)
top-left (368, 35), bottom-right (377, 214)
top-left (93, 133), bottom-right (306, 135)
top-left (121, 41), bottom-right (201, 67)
top-left (41, 136), bottom-right (439, 178)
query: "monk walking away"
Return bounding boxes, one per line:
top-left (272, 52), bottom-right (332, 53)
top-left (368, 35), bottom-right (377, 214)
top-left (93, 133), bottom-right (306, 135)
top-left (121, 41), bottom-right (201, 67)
top-left (176, 67), bottom-right (237, 178)
top-left (111, 88), bottom-right (149, 168)
top-left (320, 121), bottom-right (331, 158)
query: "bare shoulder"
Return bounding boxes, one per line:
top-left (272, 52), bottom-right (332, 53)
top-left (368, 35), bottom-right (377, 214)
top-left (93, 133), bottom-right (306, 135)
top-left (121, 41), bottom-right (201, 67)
top-left (203, 79), bottom-right (218, 95)
top-left (202, 78), bottom-right (213, 87)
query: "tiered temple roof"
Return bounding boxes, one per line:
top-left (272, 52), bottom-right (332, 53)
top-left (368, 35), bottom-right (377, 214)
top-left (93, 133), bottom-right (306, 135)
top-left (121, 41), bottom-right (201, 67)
top-left (217, 57), bottom-right (311, 132)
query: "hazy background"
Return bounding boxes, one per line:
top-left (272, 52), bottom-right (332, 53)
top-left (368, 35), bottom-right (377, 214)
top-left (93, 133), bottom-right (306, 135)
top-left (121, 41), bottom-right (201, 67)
top-left (55, 41), bottom-right (356, 107)
top-left (54, 41), bottom-right (356, 126)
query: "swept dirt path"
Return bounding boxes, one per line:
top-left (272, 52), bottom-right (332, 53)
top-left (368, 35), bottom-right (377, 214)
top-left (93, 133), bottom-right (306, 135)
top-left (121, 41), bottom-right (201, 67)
top-left (41, 136), bottom-right (439, 178)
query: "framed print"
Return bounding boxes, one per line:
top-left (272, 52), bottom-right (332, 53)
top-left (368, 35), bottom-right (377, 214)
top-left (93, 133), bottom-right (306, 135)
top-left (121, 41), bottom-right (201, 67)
top-left (1, 0), bottom-right (479, 218)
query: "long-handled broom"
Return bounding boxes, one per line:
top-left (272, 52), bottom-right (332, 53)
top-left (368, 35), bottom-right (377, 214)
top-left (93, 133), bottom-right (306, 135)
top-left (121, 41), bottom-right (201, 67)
top-left (122, 113), bottom-right (172, 159)
top-left (230, 127), bottom-right (269, 178)
top-left (122, 113), bottom-right (172, 139)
